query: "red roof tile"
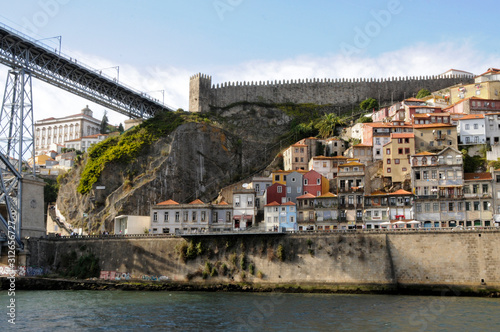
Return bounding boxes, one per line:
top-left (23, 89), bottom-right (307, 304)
top-left (264, 201), bottom-right (280, 207)
top-left (157, 199), bottom-right (179, 205)
top-left (189, 199), bottom-right (205, 205)
top-left (297, 193), bottom-right (316, 199)
top-left (464, 173), bottom-right (492, 181)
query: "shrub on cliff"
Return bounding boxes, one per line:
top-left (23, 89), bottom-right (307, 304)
top-left (77, 111), bottom-right (185, 195)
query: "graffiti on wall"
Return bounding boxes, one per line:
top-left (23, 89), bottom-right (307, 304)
top-left (99, 270), bottom-right (169, 281)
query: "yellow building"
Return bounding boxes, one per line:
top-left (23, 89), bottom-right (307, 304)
top-left (449, 68), bottom-right (500, 104)
top-left (413, 123), bottom-right (458, 153)
top-left (382, 133), bottom-right (415, 183)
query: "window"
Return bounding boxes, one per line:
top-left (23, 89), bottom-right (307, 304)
top-left (297, 187), bottom-right (301, 193)
top-left (234, 196), bottom-right (240, 207)
top-left (386, 148), bottom-right (391, 155)
top-left (183, 211), bottom-right (189, 222)
top-left (275, 175), bottom-right (280, 181)
top-left (164, 212), bottom-right (169, 222)
top-left (440, 202), bottom-right (446, 211)
top-left (277, 186), bottom-right (282, 193)
top-left (483, 184), bottom-right (488, 193)
top-left (465, 124), bottom-right (470, 130)
top-left (175, 212), bottom-right (180, 222)
top-left (375, 138), bottom-right (381, 145)
top-left (247, 196), bottom-right (253, 207)
top-left (316, 178), bottom-right (321, 185)
top-left (431, 170), bottom-right (437, 179)
top-left (448, 202), bottom-right (454, 211)
top-left (304, 179), bottom-right (308, 185)
top-left (387, 159), bottom-right (391, 164)
top-left (473, 184), bottom-right (479, 194)
top-left (433, 203), bottom-right (439, 212)
top-left (387, 167), bottom-right (391, 173)
top-left (201, 211), bottom-right (206, 221)
top-left (416, 203), bottom-right (422, 212)
top-left (474, 124), bottom-right (478, 130)
top-left (425, 203), bottom-right (430, 212)
top-left (474, 201), bottom-right (480, 211)
top-left (423, 171), bottom-right (428, 179)
top-left (398, 148), bottom-right (403, 154)
top-left (395, 159), bottom-right (400, 164)
top-left (483, 201), bottom-right (489, 210)
top-left (153, 212), bottom-right (158, 222)
top-left (415, 171), bottom-right (421, 180)
top-left (213, 211), bottom-right (218, 223)
top-left (458, 202), bottom-right (463, 211)
top-left (465, 202), bottom-right (471, 211)
top-left (404, 148), bottom-right (410, 154)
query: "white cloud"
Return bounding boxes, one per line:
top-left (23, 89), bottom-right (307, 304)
top-left (0, 41), bottom-right (497, 128)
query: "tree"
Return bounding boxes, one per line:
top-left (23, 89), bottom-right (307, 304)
top-left (100, 111), bottom-right (109, 134)
top-left (314, 113), bottom-right (346, 139)
top-left (359, 98), bottom-right (378, 111)
top-left (416, 89), bottom-right (431, 99)
top-left (118, 123), bottom-right (124, 133)
top-left (357, 116), bottom-right (373, 123)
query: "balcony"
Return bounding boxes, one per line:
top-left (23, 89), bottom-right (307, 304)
top-left (338, 187), bottom-right (364, 193)
top-left (414, 195), bottom-right (438, 200)
top-left (433, 133), bottom-right (447, 141)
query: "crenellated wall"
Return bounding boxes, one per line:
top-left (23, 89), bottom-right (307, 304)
top-left (189, 73), bottom-right (474, 113)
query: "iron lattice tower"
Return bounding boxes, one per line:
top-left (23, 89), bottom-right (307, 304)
top-left (0, 68), bottom-right (35, 249)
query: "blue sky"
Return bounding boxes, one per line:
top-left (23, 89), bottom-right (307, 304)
top-left (0, 0), bottom-right (499, 124)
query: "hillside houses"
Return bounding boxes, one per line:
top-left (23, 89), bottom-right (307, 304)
top-left (122, 68), bottom-right (500, 235)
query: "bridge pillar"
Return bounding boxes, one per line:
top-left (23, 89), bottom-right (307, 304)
top-left (0, 68), bottom-right (36, 250)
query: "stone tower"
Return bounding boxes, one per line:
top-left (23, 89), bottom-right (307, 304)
top-left (189, 73), bottom-right (213, 113)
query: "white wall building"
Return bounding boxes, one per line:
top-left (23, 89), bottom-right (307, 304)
top-left (232, 189), bottom-right (257, 229)
top-left (65, 133), bottom-right (108, 152)
top-left (457, 114), bottom-right (486, 145)
top-left (34, 105), bottom-right (101, 155)
top-left (114, 215), bottom-right (150, 235)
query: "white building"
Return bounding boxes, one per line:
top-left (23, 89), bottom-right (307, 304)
top-left (65, 133), bottom-right (108, 152)
top-left (457, 114), bottom-right (486, 145)
top-left (439, 68), bottom-right (474, 78)
top-left (485, 113), bottom-right (500, 146)
top-left (232, 189), bottom-right (257, 229)
top-left (34, 105), bottom-right (101, 155)
top-left (114, 215), bottom-right (150, 235)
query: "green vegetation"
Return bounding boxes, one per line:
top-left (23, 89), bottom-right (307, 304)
top-left (239, 253), bottom-right (247, 270)
top-left (416, 89), bottom-right (431, 99)
top-left (249, 263), bottom-right (255, 275)
top-left (59, 251), bottom-right (100, 279)
top-left (77, 111), bottom-right (184, 195)
top-left (43, 177), bottom-right (59, 213)
top-left (357, 116), bottom-right (373, 123)
top-left (462, 150), bottom-right (486, 173)
top-left (100, 111), bottom-right (109, 134)
top-left (276, 244), bottom-right (285, 262)
top-left (315, 113), bottom-right (346, 138)
top-left (359, 98), bottom-right (378, 111)
top-left (176, 240), bottom-right (205, 263)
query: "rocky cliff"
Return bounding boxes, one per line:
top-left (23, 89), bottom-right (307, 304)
top-left (57, 105), bottom-right (294, 231)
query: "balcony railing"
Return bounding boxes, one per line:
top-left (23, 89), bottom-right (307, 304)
top-left (338, 187), bottom-right (364, 193)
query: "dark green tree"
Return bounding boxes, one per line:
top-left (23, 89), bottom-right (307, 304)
top-left (416, 89), bottom-right (431, 99)
top-left (118, 123), bottom-right (124, 133)
top-left (359, 98), bottom-right (379, 111)
top-left (100, 111), bottom-right (109, 134)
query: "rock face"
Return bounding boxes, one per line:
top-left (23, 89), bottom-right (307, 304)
top-left (57, 105), bottom-right (293, 231)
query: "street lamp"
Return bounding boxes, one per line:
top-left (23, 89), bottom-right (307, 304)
top-left (146, 89), bottom-right (165, 104)
top-left (36, 35), bottom-right (62, 55)
top-left (96, 66), bottom-right (119, 82)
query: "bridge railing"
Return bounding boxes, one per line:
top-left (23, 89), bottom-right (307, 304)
top-left (0, 21), bottom-right (176, 111)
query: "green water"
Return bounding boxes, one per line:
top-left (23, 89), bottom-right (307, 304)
top-left (1, 290), bottom-right (499, 331)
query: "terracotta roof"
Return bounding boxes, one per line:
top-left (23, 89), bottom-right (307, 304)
top-left (297, 193), bottom-right (316, 199)
top-left (458, 114), bottom-right (485, 120)
top-left (282, 201), bottom-right (296, 206)
top-left (368, 190), bottom-right (386, 196)
top-left (157, 199), bottom-right (179, 205)
top-left (189, 199), bottom-right (205, 205)
top-left (413, 113), bottom-right (449, 118)
top-left (365, 123), bottom-right (412, 128)
top-left (407, 105), bottom-right (441, 109)
top-left (291, 143), bottom-right (308, 147)
top-left (391, 133), bottom-right (414, 139)
top-left (443, 96), bottom-right (486, 111)
top-left (464, 173), bottom-right (492, 181)
top-left (414, 151), bottom-right (436, 156)
top-left (311, 156), bottom-right (337, 160)
top-left (476, 67), bottom-right (500, 77)
top-left (264, 201), bottom-right (280, 207)
top-left (354, 143), bottom-right (373, 147)
top-left (316, 192), bottom-right (337, 198)
top-left (388, 189), bottom-right (412, 195)
top-left (413, 123), bottom-right (455, 128)
top-left (404, 97), bottom-right (425, 102)
top-left (217, 201), bottom-right (229, 205)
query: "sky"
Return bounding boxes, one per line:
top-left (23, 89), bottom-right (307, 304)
top-left (0, 0), bottom-right (499, 125)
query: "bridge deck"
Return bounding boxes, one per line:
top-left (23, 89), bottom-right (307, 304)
top-left (0, 22), bottom-right (175, 118)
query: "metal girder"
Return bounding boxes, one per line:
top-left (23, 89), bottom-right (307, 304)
top-left (0, 24), bottom-right (175, 119)
top-left (0, 68), bottom-right (32, 250)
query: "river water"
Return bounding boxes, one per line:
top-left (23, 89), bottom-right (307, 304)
top-left (1, 290), bottom-right (500, 331)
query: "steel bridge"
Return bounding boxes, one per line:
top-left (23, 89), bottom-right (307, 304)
top-left (0, 22), bottom-right (177, 250)
top-left (0, 22), bottom-right (175, 118)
